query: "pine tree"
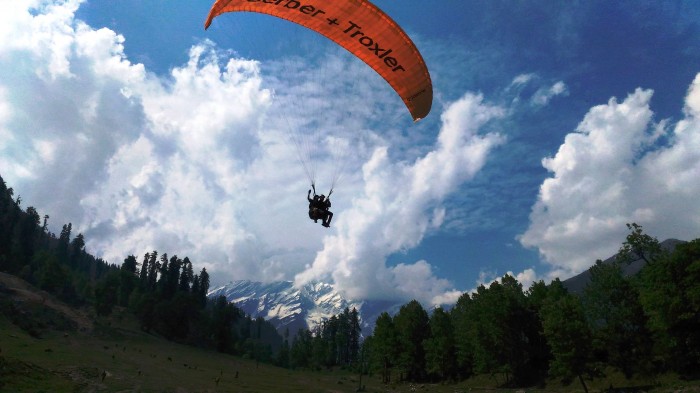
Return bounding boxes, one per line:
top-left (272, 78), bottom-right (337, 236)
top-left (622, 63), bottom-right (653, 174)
top-left (290, 328), bottom-right (313, 369)
top-left (371, 312), bottom-right (398, 383)
top-left (191, 274), bottom-right (200, 298)
top-left (147, 251), bottom-right (159, 290)
top-left (349, 307), bottom-right (361, 365)
top-left (95, 270), bottom-right (120, 316)
top-left (617, 223), bottom-right (665, 265)
top-left (119, 255), bottom-right (138, 306)
top-left (178, 257), bottom-right (193, 292)
top-left (542, 291), bottom-right (594, 393)
top-left (451, 292), bottom-right (476, 379)
top-left (12, 206), bottom-right (40, 267)
top-left (139, 252), bottom-right (150, 286)
top-left (70, 233), bottom-right (85, 269)
top-left (637, 239), bottom-right (700, 375)
top-left (198, 267), bottom-right (210, 307)
top-left (0, 177), bottom-right (19, 271)
top-left (583, 260), bottom-right (652, 378)
top-left (336, 309), bottom-right (350, 365)
top-left (156, 253), bottom-right (169, 295)
top-left (276, 328), bottom-right (290, 368)
top-left (37, 251), bottom-right (67, 294)
top-left (57, 223), bottom-right (72, 266)
top-left (394, 300), bottom-right (429, 382)
top-left (211, 295), bottom-right (236, 353)
top-left (424, 307), bottom-right (456, 380)
top-left (469, 275), bottom-right (536, 385)
top-left (323, 315), bottom-right (338, 366)
top-left (165, 255), bottom-right (181, 298)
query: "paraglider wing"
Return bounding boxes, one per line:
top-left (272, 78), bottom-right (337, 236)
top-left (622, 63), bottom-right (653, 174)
top-left (204, 0), bottom-right (432, 121)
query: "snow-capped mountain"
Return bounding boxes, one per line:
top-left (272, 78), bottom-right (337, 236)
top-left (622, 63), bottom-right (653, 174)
top-left (208, 280), bottom-right (403, 336)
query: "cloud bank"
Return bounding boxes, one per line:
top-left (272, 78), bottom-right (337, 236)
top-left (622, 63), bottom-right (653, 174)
top-left (8, 0), bottom-right (697, 305)
top-left (520, 75), bottom-right (700, 278)
top-left (0, 0), bottom-right (508, 305)
top-left (295, 93), bottom-right (506, 304)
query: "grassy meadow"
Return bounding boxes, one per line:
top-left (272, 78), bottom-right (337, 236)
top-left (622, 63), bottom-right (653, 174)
top-left (2, 275), bottom-right (700, 393)
top-left (1, 309), bottom-right (372, 393)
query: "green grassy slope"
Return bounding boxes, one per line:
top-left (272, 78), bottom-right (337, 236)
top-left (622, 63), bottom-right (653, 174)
top-left (2, 272), bottom-right (700, 393)
top-left (0, 272), bottom-right (369, 392)
top-left (1, 311), bottom-right (375, 393)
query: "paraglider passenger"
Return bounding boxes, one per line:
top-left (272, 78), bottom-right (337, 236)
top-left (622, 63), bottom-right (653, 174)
top-left (320, 194), bottom-right (333, 228)
top-left (308, 189), bottom-right (322, 223)
top-left (307, 189), bottom-right (333, 228)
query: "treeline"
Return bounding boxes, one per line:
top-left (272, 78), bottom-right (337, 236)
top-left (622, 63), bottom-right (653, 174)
top-left (95, 251), bottom-right (210, 335)
top-left (1, 175), bottom-right (117, 305)
top-left (0, 174), bottom-right (281, 363)
top-left (362, 225), bottom-right (700, 390)
top-left (5, 173), bottom-right (700, 388)
top-left (276, 306), bottom-right (362, 370)
top-left (99, 252), bottom-right (283, 361)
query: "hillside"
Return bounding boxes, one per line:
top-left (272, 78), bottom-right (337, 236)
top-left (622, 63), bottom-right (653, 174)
top-left (0, 272), bottom-right (369, 392)
top-left (562, 238), bottom-right (686, 294)
top-left (0, 272), bottom-right (93, 333)
top-left (5, 271), bottom-right (698, 392)
top-left (3, 172), bottom-right (700, 390)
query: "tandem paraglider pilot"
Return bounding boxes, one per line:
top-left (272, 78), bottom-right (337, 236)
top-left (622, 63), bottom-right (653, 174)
top-left (307, 188), bottom-right (333, 228)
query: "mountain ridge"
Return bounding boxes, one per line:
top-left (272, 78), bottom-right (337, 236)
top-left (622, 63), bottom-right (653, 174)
top-left (209, 240), bottom-right (686, 336)
top-left (562, 238), bottom-right (685, 294)
top-left (208, 280), bottom-right (404, 336)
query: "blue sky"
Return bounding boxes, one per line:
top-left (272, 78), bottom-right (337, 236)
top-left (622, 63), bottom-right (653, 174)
top-left (2, 0), bottom-right (700, 305)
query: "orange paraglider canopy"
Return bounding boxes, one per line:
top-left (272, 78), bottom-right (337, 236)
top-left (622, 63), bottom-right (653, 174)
top-left (204, 0), bottom-right (432, 121)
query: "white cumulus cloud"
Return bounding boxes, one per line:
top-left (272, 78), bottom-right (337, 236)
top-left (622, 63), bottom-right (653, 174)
top-left (1, 0), bottom-right (509, 306)
top-left (294, 93), bottom-right (506, 305)
top-left (520, 75), bottom-right (700, 278)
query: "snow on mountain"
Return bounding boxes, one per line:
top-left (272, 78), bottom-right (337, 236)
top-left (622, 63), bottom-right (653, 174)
top-left (208, 280), bottom-right (403, 336)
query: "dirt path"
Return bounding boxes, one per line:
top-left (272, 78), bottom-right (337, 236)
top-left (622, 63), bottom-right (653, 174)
top-left (0, 271), bottom-right (93, 332)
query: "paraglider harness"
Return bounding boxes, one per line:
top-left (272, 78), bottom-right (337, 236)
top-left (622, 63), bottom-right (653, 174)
top-left (308, 184), bottom-right (333, 228)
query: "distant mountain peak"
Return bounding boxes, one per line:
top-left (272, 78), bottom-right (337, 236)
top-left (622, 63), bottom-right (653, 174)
top-left (208, 279), bottom-right (403, 336)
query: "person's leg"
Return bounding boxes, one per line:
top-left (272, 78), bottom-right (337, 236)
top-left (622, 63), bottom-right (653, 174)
top-left (323, 211), bottom-right (333, 227)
